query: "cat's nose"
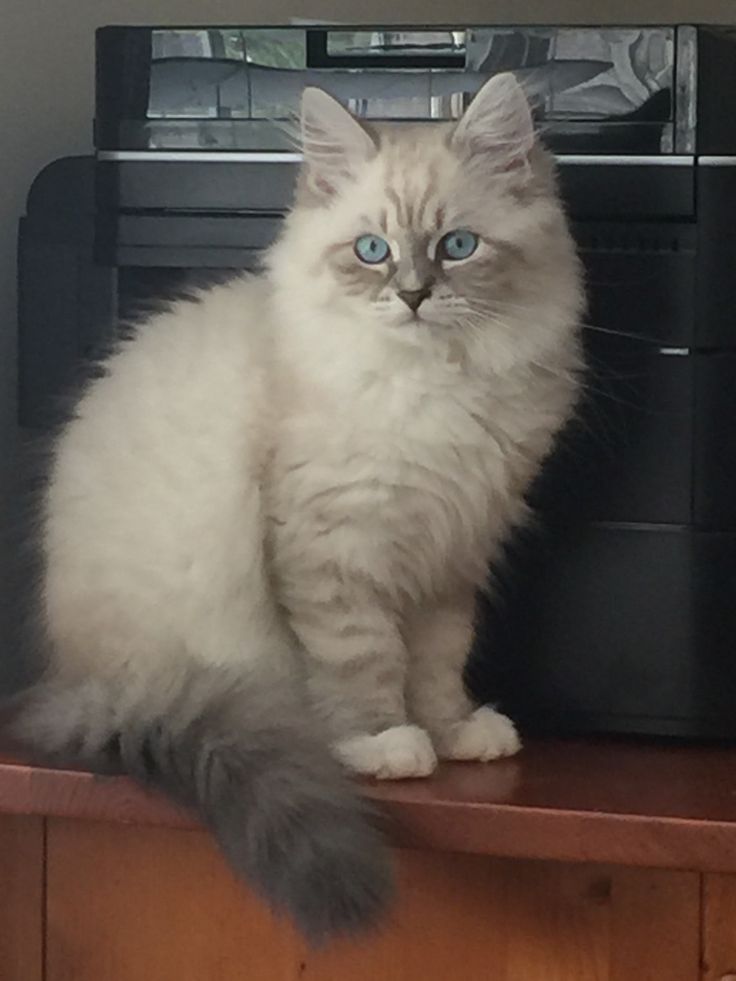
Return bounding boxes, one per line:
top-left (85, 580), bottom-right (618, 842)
top-left (397, 285), bottom-right (432, 312)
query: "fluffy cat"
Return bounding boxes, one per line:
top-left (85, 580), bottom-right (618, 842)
top-left (11, 74), bottom-right (584, 941)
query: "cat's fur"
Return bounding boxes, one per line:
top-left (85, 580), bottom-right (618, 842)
top-left (11, 75), bottom-right (584, 940)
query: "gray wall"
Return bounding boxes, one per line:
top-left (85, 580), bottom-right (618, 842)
top-left (2, 0), bottom-right (735, 486)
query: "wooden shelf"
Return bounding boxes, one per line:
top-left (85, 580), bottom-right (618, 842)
top-left (3, 738), bottom-right (736, 873)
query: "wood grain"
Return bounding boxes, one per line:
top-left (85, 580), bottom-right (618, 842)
top-left (46, 818), bottom-right (304, 981)
top-left (0, 814), bottom-right (44, 981)
top-left (367, 743), bottom-right (736, 874)
top-left (703, 874), bottom-right (736, 981)
top-left (500, 862), bottom-right (611, 981)
top-left (609, 867), bottom-right (700, 981)
top-left (0, 758), bottom-right (196, 829)
top-left (304, 850), bottom-right (508, 981)
top-left (313, 860), bottom-right (700, 981)
top-left (44, 818), bottom-right (705, 981)
top-left (4, 739), bottom-right (736, 874)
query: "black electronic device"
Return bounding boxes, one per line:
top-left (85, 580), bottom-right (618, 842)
top-left (17, 24), bottom-right (736, 737)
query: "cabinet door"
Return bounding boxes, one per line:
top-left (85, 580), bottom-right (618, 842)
top-left (45, 818), bottom-right (702, 981)
top-left (0, 814), bottom-right (44, 981)
top-left (703, 874), bottom-right (736, 981)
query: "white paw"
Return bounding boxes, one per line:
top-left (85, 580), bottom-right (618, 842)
top-left (334, 724), bottom-right (438, 780)
top-left (436, 706), bottom-right (522, 762)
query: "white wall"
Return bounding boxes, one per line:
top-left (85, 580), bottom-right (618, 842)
top-left (2, 0), bottom-right (735, 486)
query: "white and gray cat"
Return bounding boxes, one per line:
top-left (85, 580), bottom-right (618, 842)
top-left (12, 75), bottom-right (584, 940)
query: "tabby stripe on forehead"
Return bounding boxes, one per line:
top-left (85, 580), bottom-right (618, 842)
top-left (416, 170), bottom-right (438, 227)
top-left (434, 206), bottom-right (446, 231)
top-left (385, 186), bottom-right (407, 229)
top-left (404, 193), bottom-right (416, 228)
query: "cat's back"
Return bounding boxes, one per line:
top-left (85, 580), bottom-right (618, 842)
top-left (44, 274), bottom-right (276, 668)
top-left (52, 278), bottom-right (270, 486)
top-left (61, 271), bottom-right (268, 436)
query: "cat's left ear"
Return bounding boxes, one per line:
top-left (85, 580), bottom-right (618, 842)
top-left (300, 87), bottom-right (377, 201)
top-left (452, 73), bottom-right (535, 173)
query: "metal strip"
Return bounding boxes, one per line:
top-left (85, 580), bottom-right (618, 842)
top-left (698, 156), bottom-right (736, 166)
top-left (97, 151), bottom-right (303, 163)
top-left (674, 25), bottom-right (698, 155)
top-left (98, 150), bottom-right (697, 166)
top-left (556, 155), bottom-right (694, 166)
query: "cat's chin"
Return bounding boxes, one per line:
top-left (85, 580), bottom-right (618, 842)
top-left (391, 312), bottom-right (438, 329)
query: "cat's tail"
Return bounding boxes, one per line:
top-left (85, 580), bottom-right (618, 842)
top-left (9, 662), bottom-right (393, 943)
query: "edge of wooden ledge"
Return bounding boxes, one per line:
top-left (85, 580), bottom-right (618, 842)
top-left (3, 750), bottom-right (736, 875)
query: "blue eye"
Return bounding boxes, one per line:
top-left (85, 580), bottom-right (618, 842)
top-left (439, 229), bottom-right (478, 261)
top-left (354, 234), bottom-right (390, 264)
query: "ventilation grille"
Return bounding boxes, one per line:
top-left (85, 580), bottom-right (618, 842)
top-left (573, 223), bottom-right (696, 255)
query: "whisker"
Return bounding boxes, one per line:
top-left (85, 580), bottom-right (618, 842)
top-left (465, 295), bottom-right (664, 347)
top-left (454, 311), bottom-right (654, 411)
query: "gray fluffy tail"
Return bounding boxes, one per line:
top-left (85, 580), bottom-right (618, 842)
top-left (11, 664), bottom-right (393, 943)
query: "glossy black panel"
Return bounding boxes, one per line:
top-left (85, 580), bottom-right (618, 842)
top-left (94, 24), bottom-right (688, 154)
top-left (696, 165), bottom-right (736, 350)
top-left (694, 354), bottom-right (736, 531)
top-left (534, 343), bottom-right (693, 525)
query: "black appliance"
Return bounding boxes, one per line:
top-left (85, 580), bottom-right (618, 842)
top-left (17, 25), bottom-right (736, 738)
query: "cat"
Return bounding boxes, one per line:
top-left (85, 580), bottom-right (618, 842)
top-left (10, 73), bottom-right (584, 942)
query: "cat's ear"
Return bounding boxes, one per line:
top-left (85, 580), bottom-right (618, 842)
top-left (300, 87), bottom-right (377, 200)
top-left (452, 73), bottom-right (535, 172)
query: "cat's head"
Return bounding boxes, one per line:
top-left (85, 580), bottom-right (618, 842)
top-left (270, 74), bottom-right (581, 347)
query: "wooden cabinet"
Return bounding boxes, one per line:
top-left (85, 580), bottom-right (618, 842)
top-left (43, 827), bottom-right (703, 981)
top-left (1, 815), bottom-right (43, 981)
top-left (2, 741), bottom-right (736, 980)
top-left (703, 876), bottom-right (736, 981)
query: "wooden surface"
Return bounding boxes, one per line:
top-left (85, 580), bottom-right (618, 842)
top-left (4, 739), bottom-right (736, 873)
top-left (45, 819), bottom-right (301, 981)
top-left (703, 874), bottom-right (736, 981)
top-left (0, 814), bottom-right (44, 981)
top-left (2, 742), bottom-right (736, 979)
top-left (42, 820), bottom-right (702, 981)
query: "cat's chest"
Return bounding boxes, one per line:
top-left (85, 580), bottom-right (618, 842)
top-left (281, 371), bottom-right (504, 487)
top-left (272, 376), bottom-right (521, 586)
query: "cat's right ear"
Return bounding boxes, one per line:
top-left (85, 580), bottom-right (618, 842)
top-left (299, 88), bottom-right (376, 202)
top-left (452, 73), bottom-right (535, 174)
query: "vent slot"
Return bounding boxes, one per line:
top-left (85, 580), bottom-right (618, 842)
top-left (573, 222), bottom-right (696, 255)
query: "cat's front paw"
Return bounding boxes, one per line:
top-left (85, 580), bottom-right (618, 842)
top-left (334, 724), bottom-right (437, 780)
top-left (435, 706), bottom-right (521, 762)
